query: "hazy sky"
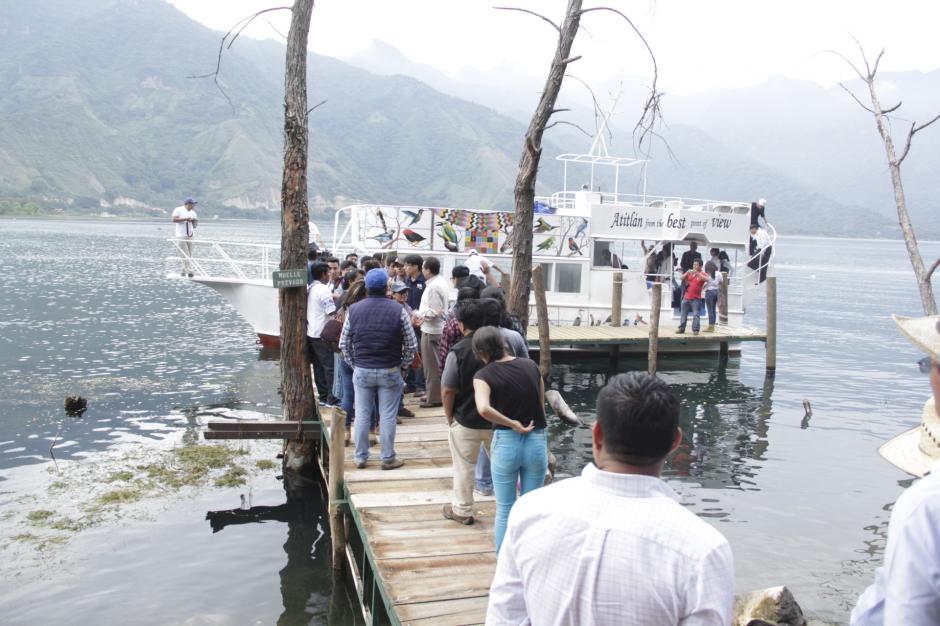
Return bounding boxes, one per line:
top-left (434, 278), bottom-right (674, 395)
top-left (168, 0), bottom-right (940, 95)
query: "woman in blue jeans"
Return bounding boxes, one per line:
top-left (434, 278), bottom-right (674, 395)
top-left (472, 326), bottom-right (547, 553)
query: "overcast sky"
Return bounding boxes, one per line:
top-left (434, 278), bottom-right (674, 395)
top-left (168, 0), bottom-right (940, 95)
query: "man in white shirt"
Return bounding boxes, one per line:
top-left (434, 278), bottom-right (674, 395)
top-left (464, 249), bottom-right (494, 286)
top-left (851, 314), bottom-right (940, 626)
top-left (412, 256), bottom-right (449, 408)
top-left (749, 223), bottom-right (772, 284)
top-left (487, 371), bottom-right (734, 626)
top-left (307, 262), bottom-right (337, 406)
top-left (171, 197), bottom-right (198, 277)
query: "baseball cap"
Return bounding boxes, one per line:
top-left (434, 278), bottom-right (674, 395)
top-left (365, 268), bottom-right (389, 291)
top-left (184, 197), bottom-right (198, 205)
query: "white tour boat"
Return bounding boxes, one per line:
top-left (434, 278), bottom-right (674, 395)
top-left (168, 144), bottom-right (776, 352)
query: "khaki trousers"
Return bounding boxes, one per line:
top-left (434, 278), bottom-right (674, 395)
top-left (421, 332), bottom-right (442, 404)
top-left (448, 422), bottom-right (493, 517)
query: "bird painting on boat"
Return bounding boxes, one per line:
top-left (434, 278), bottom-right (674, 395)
top-left (443, 240), bottom-right (459, 252)
top-left (567, 237), bottom-right (583, 256)
top-left (437, 221), bottom-right (459, 247)
top-left (574, 217), bottom-right (588, 239)
top-left (369, 230), bottom-right (394, 244)
top-left (534, 217), bottom-right (555, 233)
top-left (536, 236), bottom-right (556, 252)
top-left (375, 208), bottom-right (389, 232)
top-left (402, 209), bottom-right (423, 226)
top-left (402, 229), bottom-right (426, 245)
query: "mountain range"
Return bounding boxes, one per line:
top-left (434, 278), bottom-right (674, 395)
top-left (1, 0), bottom-right (937, 238)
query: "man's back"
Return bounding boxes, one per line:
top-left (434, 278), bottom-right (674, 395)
top-left (487, 464), bottom-right (733, 626)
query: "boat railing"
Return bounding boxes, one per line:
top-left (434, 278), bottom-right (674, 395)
top-left (166, 239), bottom-right (280, 281)
top-left (738, 221), bottom-right (777, 305)
top-left (542, 191), bottom-right (750, 213)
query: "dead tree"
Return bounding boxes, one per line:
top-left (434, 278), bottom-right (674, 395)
top-left (279, 0), bottom-right (317, 471)
top-left (499, 1), bottom-right (661, 328)
top-left (835, 40), bottom-right (939, 315)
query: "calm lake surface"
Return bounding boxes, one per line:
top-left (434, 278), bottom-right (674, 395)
top-left (1, 218), bottom-right (938, 625)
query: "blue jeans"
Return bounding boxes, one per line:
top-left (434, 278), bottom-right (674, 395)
top-left (353, 367), bottom-right (403, 463)
top-left (339, 359), bottom-right (355, 427)
top-left (491, 428), bottom-right (548, 553)
top-left (678, 298), bottom-right (702, 333)
top-left (705, 289), bottom-right (719, 326)
top-left (475, 444), bottom-right (492, 491)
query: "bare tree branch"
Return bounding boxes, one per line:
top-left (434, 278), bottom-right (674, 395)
top-left (264, 18), bottom-right (289, 41)
top-left (898, 112), bottom-right (940, 164)
top-left (579, 6), bottom-right (663, 157)
top-left (563, 73), bottom-right (605, 135)
top-left (493, 6), bottom-right (560, 32)
top-left (839, 82), bottom-right (874, 113)
top-left (550, 107), bottom-right (571, 115)
top-left (883, 101), bottom-right (902, 114)
top-left (926, 255), bottom-right (940, 285)
top-left (545, 119), bottom-right (593, 136)
top-left (188, 7), bottom-right (292, 111)
top-left (850, 35), bottom-right (873, 78)
top-left (560, 55), bottom-right (582, 65)
top-left (307, 99), bottom-right (328, 115)
top-left (823, 49), bottom-right (867, 82)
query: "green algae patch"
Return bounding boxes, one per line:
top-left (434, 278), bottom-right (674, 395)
top-left (26, 510), bottom-right (55, 523)
top-left (215, 465), bottom-right (248, 488)
top-left (255, 459), bottom-right (278, 471)
top-left (97, 487), bottom-right (145, 506)
top-left (107, 470), bottom-right (135, 483)
top-left (12, 533), bottom-right (38, 542)
top-left (176, 444), bottom-right (247, 469)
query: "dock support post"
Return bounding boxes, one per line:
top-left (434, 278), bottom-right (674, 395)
top-left (648, 283), bottom-right (662, 375)
top-left (611, 272), bottom-right (623, 327)
top-left (719, 271), bottom-right (729, 325)
top-left (328, 407), bottom-right (347, 571)
top-left (532, 265), bottom-right (552, 379)
top-left (766, 276), bottom-right (777, 373)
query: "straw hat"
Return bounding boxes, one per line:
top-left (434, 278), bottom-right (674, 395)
top-left (879, 315), bottom-right (940, 477)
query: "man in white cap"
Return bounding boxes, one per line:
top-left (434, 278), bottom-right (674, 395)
top-left (171, 197), bottom-right (198, 277)
top-left (464, 249), bottom-right (495, 286)
top-left (851, 314), bottom-right (940, 625)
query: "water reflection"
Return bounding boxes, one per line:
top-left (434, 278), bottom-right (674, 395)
top-left (205, 474), bottom-right (360, 626)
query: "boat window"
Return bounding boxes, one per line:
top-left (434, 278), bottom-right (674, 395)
top-left (533, 262), bottom-right (553, 289)
top-left (592, 239), bottom-right (646, 270)
top-left (554, 263), bottom-right (581, 293)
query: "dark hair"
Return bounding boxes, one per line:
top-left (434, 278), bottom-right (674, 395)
top-left (480, 286), bottom-right (505, 303)
top-left (709, 248), bottom-right (720, 257)
top-left (345, 253), bottom-right (359, 261)
top-left (455, 299), bottom-right (485, 332)
top-left (456, 285), bottom-right (480, 303)
top-left (342, 268), bottom-right (359, 289)
top-left (423, 256), bottom-right (441, 275)
top-left (478, 298), bottom-right (506, 328)
top-left (390, 260), bottom-right (402, 269)
top-left (326, 257), bottom-right (339, 265)
top-left (472, 326), bottom-right (506, 364)
top-left (372, 252), bottom-right (384, 262)
top-left (307, 250), bottom-right (319, 261)
top-left (310, 262), bottom-right (329, 281)
top-left (452, 265), bottom-right (470, 279)
top-left (596, 372), bottom-right (679, 466)
top-left (692, 258), bottom-right (702, 267)
top-left (340, 260), bottom-right (355, 271)
top-left (361, 259), bottom-right (381, 273)
top-left (403, 254), bottom-right (423, 267)
top-left (341, 281), bottom-right (367, 308)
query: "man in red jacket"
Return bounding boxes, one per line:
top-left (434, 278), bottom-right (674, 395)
top-left (677, 259), bottom-right (708, 335)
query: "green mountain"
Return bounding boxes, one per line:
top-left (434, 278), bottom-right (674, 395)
top-left (0, 0), bottom-right (904, 238)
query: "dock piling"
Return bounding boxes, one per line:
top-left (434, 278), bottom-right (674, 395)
top-left (328, 407), bottom-right (347, 571)
top-left (719, 271), bottom-right (729, 325)
top-left (648, 283), bottom-right (662, 375)
top-left (766, 276), bottom-right (777, 373)
top-left (532, 265), bottom-right (552, 378)
top-left (611, 272), bottom-right (623, 327)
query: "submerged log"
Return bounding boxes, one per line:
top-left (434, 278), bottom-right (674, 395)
top-left (545, 389), bottom-right (582, 426)
top-left (733, 586), bottom-right (806, 626)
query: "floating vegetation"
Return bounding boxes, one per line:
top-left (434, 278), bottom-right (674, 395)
top-left (26, 510), bottom-right (55, 523)
top-left (106, 470), bottom-right (135, 483)
top-left (97, 487), bottom-right (144, 506)
top-left (64, 395), bottom-right (88, 416)
top-left (214, 465), bottom-right (248, 488)
top-left (255, 459), bottom-right (278, 470)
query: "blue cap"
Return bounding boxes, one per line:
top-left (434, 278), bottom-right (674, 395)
top-left (184, 197), bottom-right (198, 205)
top-left (365, 268), bottom-right (389, 291)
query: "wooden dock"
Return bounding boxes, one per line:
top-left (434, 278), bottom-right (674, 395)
top-left (524, 321), bottom-right (766, 347)
top-left (321, 401), bottom-right (499, 626)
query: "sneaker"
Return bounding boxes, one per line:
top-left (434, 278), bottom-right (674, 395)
top-left (180, 271), bottom-right (186, 277)
top-left (442, 503), bottom-right (474, 525)
top-left (473, 487), bottom-right (494, 497)
top-left (381, 457), bottom-right (405, 471)
top-left (693, 330), bottom-right (699, 336)
top-left (704, 325), bottom-right (715, 332)
top-left (355, 460), bottom-right (367, 469)
top-left (403, 385), bottom-right (416, 394)
top-left (419, 401), bottom-right (442, 409)
top-left (397, 407), bottom-right (415, 418)
top-left (187, 273), bottom-right (194, 278)
top-left (676, 328), bottom-right (685, 334)
top-left (396, 415), bottom-right (403, 425)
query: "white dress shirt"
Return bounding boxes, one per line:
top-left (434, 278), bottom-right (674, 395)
top-left (416, 274), bottom-right (449, 335)
top-left (487, 463), bottom-right (734, 626)
top-left (172, 205), bottom-right (197, 238)
top-left (306, 280), bottom-right (336, 338)
top-left (851, 459), bottom-right (940, 626)
top-left (752, 227), bottom-right (771, 251)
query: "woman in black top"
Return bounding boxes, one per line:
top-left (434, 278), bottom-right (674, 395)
top-left (472, 326), bottom-right (548, 553)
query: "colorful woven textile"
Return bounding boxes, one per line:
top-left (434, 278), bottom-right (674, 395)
top-left (433, 208), bottom-right (513, 231)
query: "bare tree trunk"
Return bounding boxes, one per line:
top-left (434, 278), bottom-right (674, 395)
top-left (506, 0), bottom-right (583, 328)
top-left (281, 0), bottom-right (316, 469)
top-left (865, 82), bottom-right (937, 315)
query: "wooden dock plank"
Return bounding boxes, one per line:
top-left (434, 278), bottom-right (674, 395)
top-left (394, 597), bottom-right (489, 626)
top-left (376, 553), bottom-right (496, 605)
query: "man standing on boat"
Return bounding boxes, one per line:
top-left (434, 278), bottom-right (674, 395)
top-left (486, 372), bottom-right (734, 625)
top-left (465, 249), bottom-right (495, 286)
top-left (677, 259), bottom-right (708, 335)
top-left (171, 197), bottom-right (198, 277)
top-left (749, 223), bottom-right (772, 284)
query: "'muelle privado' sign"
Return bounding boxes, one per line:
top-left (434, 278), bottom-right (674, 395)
top-left (272, 269), bottom-right (307, 288)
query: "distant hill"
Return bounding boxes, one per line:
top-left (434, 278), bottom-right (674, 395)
top-left (0, 0), bottom-right (923, 238)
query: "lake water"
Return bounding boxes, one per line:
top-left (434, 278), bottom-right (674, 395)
top-left (1, 218), bottom-right (938, 625)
